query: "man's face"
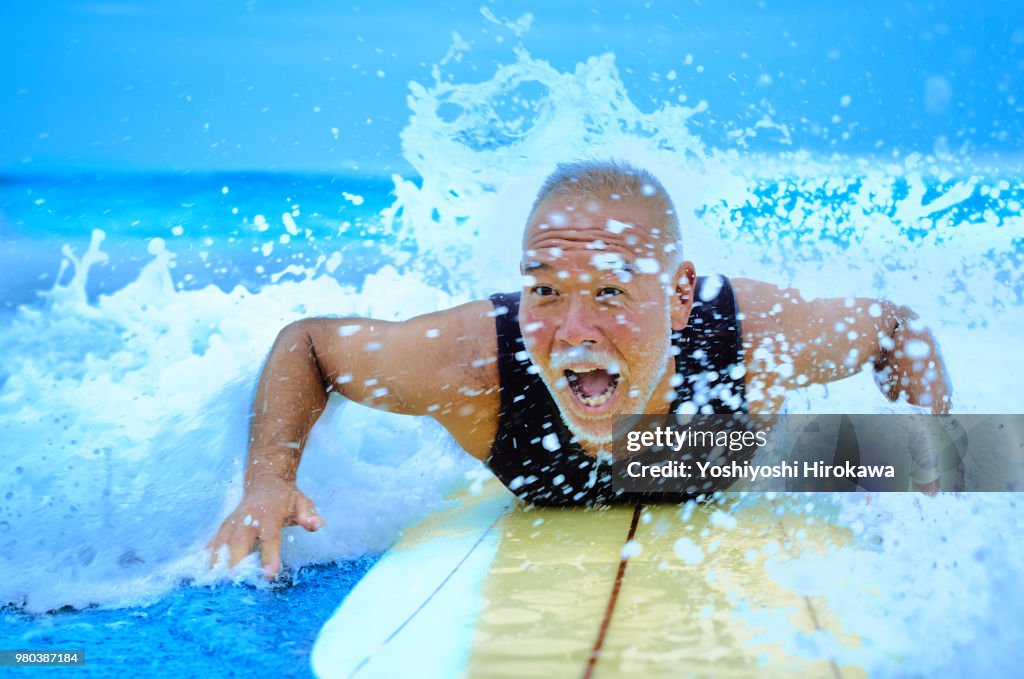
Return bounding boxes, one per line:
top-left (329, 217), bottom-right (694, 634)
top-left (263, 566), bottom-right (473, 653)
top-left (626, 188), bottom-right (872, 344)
top-left (519, 194), bottom-right (694, 449)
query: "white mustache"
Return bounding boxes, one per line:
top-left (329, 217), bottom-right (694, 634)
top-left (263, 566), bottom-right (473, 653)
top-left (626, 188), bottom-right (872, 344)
top-left (549, 346), bottom-right (620, 374)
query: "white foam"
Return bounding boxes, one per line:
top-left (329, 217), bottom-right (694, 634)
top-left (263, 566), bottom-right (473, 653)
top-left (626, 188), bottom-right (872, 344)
top-left (0, 232), bottom-right (477, 612)
top-left (751, 493), bottom-right (1024, 675)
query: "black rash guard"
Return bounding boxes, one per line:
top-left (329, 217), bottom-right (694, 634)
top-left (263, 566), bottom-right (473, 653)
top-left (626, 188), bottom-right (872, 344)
top-left (486, 275), bottom-right (747, 506)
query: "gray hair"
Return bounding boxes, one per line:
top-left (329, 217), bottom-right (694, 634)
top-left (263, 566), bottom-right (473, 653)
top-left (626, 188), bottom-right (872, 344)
top-left (528, 159), bottom-right (682, 259)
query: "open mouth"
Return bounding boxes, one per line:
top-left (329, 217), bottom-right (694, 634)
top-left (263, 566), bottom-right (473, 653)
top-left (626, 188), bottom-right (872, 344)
top-left (564, 368), bottom-right (620, 407)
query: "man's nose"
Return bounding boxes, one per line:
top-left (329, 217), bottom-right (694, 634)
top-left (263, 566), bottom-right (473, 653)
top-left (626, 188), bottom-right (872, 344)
top-left (555, 294), bottom-right (600, 346)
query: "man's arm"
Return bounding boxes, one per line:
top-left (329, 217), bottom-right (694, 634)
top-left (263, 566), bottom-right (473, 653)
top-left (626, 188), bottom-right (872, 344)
top-left (208, 300), bottom-right (500, 578)
top-left (731, 277), bottom-right (951, 414)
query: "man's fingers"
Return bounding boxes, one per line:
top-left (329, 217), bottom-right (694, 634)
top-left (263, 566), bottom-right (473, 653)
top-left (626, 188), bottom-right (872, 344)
top-left (874, 365), bottom-right (900, 402)
top-left (208, 516), bottom-right (286, 576)
top-left (294, 493), bottom-right (325, 532)
top-left (207, 522), bottom-right (234, 569)
top-left (930, 388), bottom-right (952, 415)
top-left (209, 488), bottom-right (322, 576)
top-left (228, 525), bottom-right (258, 568)
top-left (259, 528), bottom-right (283, 580)
top-left (936, 366), bottom-right (953, 415)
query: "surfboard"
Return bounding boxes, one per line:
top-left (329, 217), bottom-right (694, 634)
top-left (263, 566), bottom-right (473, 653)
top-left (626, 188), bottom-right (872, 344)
top-left (311, 480), bottom-right (864, 678)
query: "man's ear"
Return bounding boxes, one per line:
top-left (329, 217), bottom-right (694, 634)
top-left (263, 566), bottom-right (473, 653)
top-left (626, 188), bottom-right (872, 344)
top-left (669, 260), bottom-right (697, 331)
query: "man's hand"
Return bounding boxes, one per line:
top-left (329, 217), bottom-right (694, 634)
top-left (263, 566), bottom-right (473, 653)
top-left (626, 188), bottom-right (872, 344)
top-left (208, 478), bottom-right (324, 579)
top-left (873, 308), bottom-right (952, 415)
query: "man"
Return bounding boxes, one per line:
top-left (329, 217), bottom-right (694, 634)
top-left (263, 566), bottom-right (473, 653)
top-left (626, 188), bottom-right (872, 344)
top-left (209, 160), bottom-right (951, 578)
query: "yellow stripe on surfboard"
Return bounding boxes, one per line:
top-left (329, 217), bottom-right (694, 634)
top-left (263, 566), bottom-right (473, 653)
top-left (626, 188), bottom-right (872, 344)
top-left (312, 481), bottom-right (866, 678)
top-left (465, 505), bottom-right (635, 677)
top-left (597, 503), bottom-right (864, 678)
top-left (465, 494), bottom-right (864, 678)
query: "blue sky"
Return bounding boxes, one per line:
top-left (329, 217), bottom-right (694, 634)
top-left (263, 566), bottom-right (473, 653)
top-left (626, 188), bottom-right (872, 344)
top-left (2, 0), bottom-right (1021, 174)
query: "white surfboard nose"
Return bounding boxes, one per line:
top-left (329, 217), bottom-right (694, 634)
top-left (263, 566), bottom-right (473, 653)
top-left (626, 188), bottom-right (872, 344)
top-left (310, 485), bottom-right (512, 679)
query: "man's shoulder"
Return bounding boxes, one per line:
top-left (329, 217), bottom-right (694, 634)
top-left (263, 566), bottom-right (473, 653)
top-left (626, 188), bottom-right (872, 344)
top-left (371, 297), bottom-right (501, 408)
top-left (434, 293), bottom-right (526, 343)
top-left (410, 299), bottom-right (503, 459)
top-left (403, 298), bottom-right (502, 376)
top-left (726, 276), bottom-right (765, 307)
top-left (406, 298), bottom-right (500, 332)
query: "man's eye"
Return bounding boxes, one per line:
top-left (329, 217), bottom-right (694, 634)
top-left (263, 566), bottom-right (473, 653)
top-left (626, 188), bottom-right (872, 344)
top-left (596, 287), bottom-right (624, 300)
top-left (531, 285), bottom-right (557, 296)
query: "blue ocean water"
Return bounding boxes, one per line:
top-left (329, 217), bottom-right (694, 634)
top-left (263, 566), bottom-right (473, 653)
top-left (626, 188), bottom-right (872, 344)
top-left (0, 173), bottom-right (399, 309)
top-left (0, 558), bottom-right (378, 677)
top-left (2, 2), bottom-right (1024, 676)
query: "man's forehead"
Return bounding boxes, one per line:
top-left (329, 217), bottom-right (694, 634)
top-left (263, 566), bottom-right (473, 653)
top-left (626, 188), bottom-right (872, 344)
top-left (524, 254), bottom-right (637, 273)
top-left (522, 194), bottom-right (677, 272)
top-left (523, 250), bottom-right (664, 277)
top-left (522, 227), bottom-right (673, 270)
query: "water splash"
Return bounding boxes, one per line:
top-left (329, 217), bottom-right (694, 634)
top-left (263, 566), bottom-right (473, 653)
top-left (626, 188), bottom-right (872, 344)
top-left (737, 492), bottom-right (1024, 676)
top-left (385, 45), bottom-right (1022, 348)
top-left (0, 230), bottom-right (476, 613)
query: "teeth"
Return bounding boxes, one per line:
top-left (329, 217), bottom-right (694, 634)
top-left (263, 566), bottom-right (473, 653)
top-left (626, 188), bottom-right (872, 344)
top-left (568, 367), bottom-right (620, 376)
top-left (564, 368), bottom-right (618, 408)
top-left (579, 390), bottom-right (612, 407)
